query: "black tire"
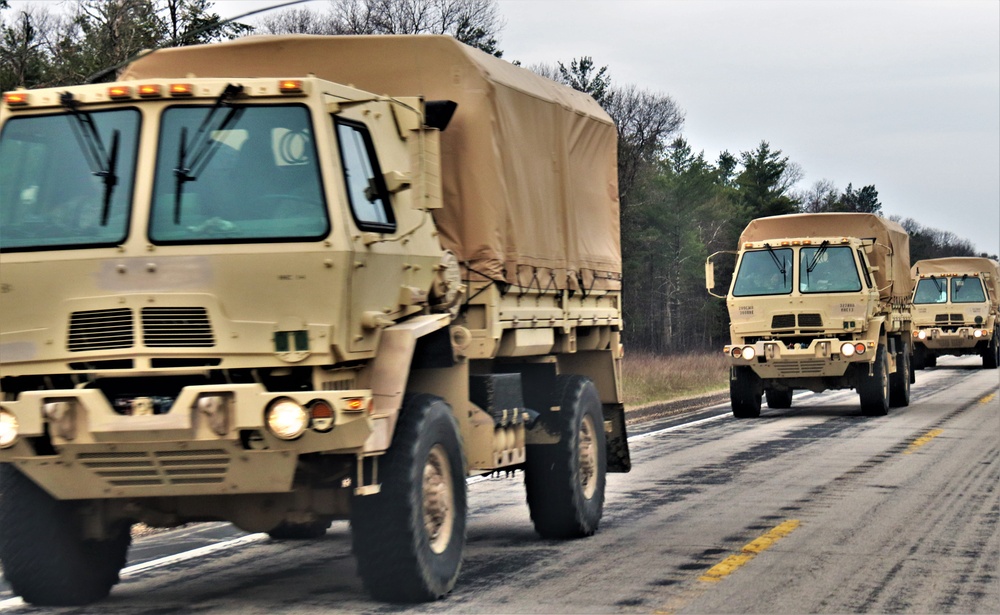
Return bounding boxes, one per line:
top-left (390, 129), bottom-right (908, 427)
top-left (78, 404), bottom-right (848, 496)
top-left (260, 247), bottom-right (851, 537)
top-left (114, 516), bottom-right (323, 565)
top-left (524, 375), bottom-right (606, 539)
top-left (350, 394), bottom-right (466, 603)
top-left (765, 388), bottom-right (793, 409)
top-left (984, 332), bottom-right (999, 369)
top-left (889, 341), bottom-right (911, 407)
top-left (0, 464), bottom-right (131, 606)
top-left (912, 345), bottom-right (926, 371)
top-left (858, 344), bottom-right (890, 416)
top-left (730, 366), bottom-right (762, 418)
top-left (267, 519), bottom-right (331, 540)
top-left (926, 354), bottom-right (937, 368)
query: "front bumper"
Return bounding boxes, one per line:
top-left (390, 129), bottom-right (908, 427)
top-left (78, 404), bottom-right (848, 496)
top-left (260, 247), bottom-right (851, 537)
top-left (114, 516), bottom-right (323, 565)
top-left (724, 338), bottom-right (876, 379)
top-left (913, 327), bottom-right (991, 351)
top-left (0, 383), bottom-right (376, 500)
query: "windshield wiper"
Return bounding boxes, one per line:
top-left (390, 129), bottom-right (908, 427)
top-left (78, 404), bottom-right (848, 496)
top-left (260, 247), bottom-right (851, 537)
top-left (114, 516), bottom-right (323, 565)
top-left (61, 92), bottom-right (121, 226)
top-left (173, 83), bottom-right (245, 224)
top-left (806, 240), bottom-right (830, 273)
top-left (763, 243), bottom-right (788, 286)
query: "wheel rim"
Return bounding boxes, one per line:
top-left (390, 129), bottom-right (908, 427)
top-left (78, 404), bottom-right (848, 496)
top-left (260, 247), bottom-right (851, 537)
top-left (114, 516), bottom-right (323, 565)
top-left (578, 414), bottom-right (598, 499)
top-left (423, 444), bottom-right (455, 554)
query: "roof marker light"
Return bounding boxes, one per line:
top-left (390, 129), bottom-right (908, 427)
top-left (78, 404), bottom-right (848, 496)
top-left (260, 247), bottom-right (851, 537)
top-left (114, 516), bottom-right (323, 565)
top-left (139, 84), bottom-right (162, 98)
top-left (170, 83), bottom-right (194, 97)
top-left (3, 92), bottom-right (29, 106)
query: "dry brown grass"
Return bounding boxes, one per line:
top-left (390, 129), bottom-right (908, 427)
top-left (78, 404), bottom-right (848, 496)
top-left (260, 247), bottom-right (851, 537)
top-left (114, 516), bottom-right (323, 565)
top-left (621, 350), bottom-right (729, 408)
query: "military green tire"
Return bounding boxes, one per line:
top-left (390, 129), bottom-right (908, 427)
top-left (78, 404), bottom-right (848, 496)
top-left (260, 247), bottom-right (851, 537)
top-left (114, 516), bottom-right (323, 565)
top-left (524, 375), bottom-right (607, 540)
top-left (0, 464), bottom-right (131, 606)
top-left (350, 394), bottom-right (466, 603)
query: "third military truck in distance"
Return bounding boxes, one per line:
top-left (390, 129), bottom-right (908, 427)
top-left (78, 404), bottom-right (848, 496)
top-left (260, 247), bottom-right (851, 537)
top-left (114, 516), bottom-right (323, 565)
top-left (0, 35), bottom-right (628, 606)
top-left (706, 213), bottom-right (914, 418)
top-left (910, 257), bottom-right (1000, 369)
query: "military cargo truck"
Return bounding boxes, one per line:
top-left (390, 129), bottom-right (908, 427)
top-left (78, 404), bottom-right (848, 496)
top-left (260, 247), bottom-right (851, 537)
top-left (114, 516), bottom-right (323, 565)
top-left (0, 35), bottom-right (629, 606)
top-left (910, 257), bottom-right (1000, 369)
top-left (706, 213), bottom-right (914, 417)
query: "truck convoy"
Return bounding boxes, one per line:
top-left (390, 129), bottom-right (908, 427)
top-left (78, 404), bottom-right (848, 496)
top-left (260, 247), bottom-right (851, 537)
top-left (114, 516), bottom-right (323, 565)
top-left (0, 35), bottom-right (629, 606)
top-left (706, 213), bottom-right (914, 418)
top-left (910, 257), bottom-right (1000, 369)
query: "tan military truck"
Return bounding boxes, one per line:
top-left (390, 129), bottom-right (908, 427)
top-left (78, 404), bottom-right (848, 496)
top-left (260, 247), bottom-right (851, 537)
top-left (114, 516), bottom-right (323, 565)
top-left (910, 257), bottom-right (1000, 369)
top-left (706, 213), bottom-right (914, 418)
top-left (0, 35), bottom-right (629, 606)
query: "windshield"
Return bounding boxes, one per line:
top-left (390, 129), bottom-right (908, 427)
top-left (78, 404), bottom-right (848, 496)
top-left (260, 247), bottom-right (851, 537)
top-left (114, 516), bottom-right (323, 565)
top-left (913, 277), bottom-right (947, 304)
top-left (732, 248), bottom-right (793, 296)
top-left (951, 276), bottom-right (987, 303)
top-left (149, 104), bottom-right (328, 243)
top-left (0, 109), bottom-right (139, 251)
top-left (799, 246), bottom-right (862, 293)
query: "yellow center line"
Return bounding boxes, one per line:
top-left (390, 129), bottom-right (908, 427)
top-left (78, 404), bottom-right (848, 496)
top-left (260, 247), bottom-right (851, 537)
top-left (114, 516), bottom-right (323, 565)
top-left (904, 428), bottom-right (944, 455)
top-left (980, 393), bottom-right (996, 405)
top-left (698, 519), bottom-right (800, 583)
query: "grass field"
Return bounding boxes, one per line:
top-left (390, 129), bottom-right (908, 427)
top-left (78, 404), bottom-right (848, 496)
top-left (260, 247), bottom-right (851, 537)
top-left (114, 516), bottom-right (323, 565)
top-left (621, 350), bottom-right (729, 408)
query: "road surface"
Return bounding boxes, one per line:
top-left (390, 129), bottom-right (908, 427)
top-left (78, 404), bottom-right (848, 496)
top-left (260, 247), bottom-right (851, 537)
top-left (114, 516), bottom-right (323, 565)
top-left (1, 356), bottom-right (997, 613)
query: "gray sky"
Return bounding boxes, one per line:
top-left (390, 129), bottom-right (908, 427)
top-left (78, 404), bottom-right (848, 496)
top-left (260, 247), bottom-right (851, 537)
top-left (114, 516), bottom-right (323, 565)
top-left (8, 0), bottom-right (999, 255)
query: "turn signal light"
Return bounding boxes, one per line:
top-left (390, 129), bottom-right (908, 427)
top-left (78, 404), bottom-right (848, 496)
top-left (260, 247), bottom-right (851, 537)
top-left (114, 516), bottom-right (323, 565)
top-left (279, 80), bottom-right (303, 93)
top-left (309, 400), bottom-right (334, 432)
top-left (854, 343), bottom-right (867, 355)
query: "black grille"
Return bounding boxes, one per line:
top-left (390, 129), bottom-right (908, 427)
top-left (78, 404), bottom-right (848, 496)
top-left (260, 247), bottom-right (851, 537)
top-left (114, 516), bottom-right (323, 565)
top-left (68, 309), bottom-right (135, 352)
top-left (771, 314), bottom-right (796, 329)
top-left (798, 313), bottom-right (823, 328)
top-left (141, 307), bottom-right (215, 347)
top-left (934, 313), bottom-right (965, 326)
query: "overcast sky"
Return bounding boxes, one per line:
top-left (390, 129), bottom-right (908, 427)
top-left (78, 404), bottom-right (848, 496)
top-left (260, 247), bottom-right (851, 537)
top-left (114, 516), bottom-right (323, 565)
top-left (9, 0), bottom-right (998, 255)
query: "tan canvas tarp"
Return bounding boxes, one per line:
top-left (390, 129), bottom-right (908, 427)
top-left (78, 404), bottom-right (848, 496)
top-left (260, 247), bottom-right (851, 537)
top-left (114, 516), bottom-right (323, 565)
top-left (739, 213), bottom-right (912, 300)
top-left (912, 257), bottom-right (1000, 302)
top-left (121, 35), bottom-right (621, 291)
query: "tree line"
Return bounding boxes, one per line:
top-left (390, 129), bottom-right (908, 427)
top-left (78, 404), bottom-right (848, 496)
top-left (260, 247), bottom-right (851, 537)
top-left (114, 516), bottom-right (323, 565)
top-left (2, 0), bottom-right (994, 354)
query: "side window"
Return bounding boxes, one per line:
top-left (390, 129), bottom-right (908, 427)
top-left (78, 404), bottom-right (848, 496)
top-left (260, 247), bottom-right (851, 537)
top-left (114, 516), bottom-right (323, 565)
top-left (334, 119), bottom-right (395, 233)
top-left (857, 249), bottom-right (873, 288)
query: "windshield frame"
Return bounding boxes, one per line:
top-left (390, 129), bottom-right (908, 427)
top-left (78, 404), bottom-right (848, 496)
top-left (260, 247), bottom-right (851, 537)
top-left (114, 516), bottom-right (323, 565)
top-left (732, 247), bottom-right (794, 297)
top-left (0, 107), bottom-right (141, 253)
top-left (148, 102), bottom-right (330, 246)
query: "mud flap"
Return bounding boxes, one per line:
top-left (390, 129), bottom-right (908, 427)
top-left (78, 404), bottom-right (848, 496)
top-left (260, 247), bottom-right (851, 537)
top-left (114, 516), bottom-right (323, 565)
top-left (603, 403), bottom-right (631, 473)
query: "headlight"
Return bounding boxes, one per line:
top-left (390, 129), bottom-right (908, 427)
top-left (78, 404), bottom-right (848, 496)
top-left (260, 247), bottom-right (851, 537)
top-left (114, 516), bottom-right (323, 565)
top-left (266, 398), bottom-right (309, 440)
top-left (973, 329), bottom-right (984, 338)
top-left (0, 410), bottom-right (19, 449)
top-left (840, 342), bottom-right (855, 357)
top-left (741, 346), bottom-right (756, 360)
top-left (917, 330), bottom-right (927, 340)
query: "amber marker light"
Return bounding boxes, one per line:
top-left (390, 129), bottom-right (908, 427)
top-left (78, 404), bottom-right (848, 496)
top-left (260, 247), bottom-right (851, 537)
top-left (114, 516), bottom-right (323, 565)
top-left (170, 83), bottom-right (194, 96)
top-left (108, 86), bottom-right (132, 99)
top-left (138, 84), bottom-right (162, 98)
top-left (3, 92), bottom-right (29, 106)
top-left (344, 397), bottom-right (365, 412)
top-left (279, 80), bottom-right (303, 93)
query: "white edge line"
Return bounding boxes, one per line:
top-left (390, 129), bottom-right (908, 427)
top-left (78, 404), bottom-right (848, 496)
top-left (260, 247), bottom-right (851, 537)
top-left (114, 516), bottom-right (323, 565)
top-left (2, 408), bottom-right (727, 609)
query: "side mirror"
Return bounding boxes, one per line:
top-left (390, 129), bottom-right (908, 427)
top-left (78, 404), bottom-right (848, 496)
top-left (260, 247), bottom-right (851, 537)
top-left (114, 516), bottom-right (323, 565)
top-left (705, 259), bottom-right (716, 292)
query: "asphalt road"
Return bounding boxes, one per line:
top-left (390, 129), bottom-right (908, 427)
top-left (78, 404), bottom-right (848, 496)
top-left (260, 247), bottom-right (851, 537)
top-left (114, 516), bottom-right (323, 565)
top-left (1, 355), bottom-right (997, 613)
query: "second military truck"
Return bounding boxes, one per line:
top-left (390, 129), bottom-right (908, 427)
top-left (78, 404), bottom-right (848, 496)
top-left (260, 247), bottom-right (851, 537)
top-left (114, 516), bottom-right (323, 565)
top-left (910, 257), bottom-right (1000, 369)
top-left (706, 213), bottom-right (914, 417)
top-left (0, 35), bottom-right (629, 606)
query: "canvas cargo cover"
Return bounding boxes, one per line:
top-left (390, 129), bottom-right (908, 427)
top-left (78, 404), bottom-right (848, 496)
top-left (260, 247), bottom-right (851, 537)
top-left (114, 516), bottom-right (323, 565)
top-left (912, 257), bottom-right (1000, 302)
top-left (739, 213), bottom-right (912, 300)
top-left (120, 35), bottom-right (621, 291)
